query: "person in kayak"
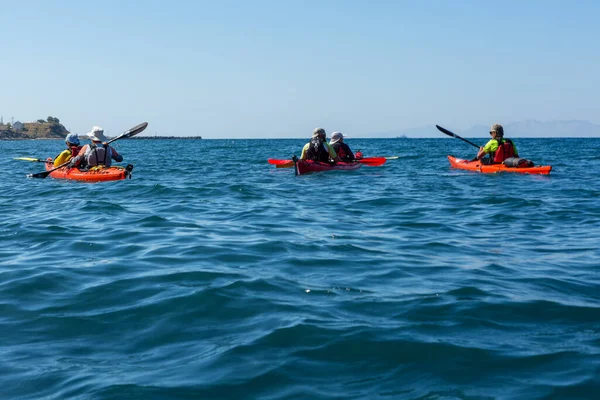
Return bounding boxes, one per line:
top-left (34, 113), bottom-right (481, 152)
top-left (476, 124), bottom-right (518, 164)
top-left (69, 126), bottom-right (123, 168)
top-left (300, 128), bottom-right (339, 162)
top-left (329, 132), bottom-right (355, 162)
top-left (53, 133), bottom-right (83, 167)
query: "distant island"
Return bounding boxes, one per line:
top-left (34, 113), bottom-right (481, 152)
top-left (0, 118), bottom-right (203, 140)
top-left (0, 116), bottom-right (69, 140)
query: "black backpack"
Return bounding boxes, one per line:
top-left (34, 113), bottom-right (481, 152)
top-left (306, 137), bottom-right (330, 162)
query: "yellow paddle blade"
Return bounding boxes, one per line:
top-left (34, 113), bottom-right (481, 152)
top-left (14, 157), bottom-right (45, 162)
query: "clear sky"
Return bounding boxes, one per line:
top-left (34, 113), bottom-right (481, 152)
top-left (1, 0), bottom-right (599, 138)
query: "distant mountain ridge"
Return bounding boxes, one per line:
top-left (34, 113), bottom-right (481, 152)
top-left (371, 120), bottom-right (600, 138)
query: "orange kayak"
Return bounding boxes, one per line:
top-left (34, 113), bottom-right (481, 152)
top-left (447, 156), bottom-right (552, 175)
top-left (44, 159), bottom-right (133, 181)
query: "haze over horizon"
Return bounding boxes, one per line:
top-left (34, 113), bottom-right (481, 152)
top-left (1, 1), bottom-right (599, 139)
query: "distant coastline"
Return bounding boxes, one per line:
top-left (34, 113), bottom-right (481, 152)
top-left (130, 136), bottom-right (202, 140)
top-left (0, 117), bottom-right (68, 140)
top-left (0, 117), bottom-right (204, 140)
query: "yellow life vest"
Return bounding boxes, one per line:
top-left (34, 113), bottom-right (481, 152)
top-left (53, 149), bottom-right (72, 167)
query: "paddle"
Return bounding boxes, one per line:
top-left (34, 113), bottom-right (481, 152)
top-left (435, 125), bottom-right (480, 148)
top-left (15, 157), bottom-right (51, 162)
top-left (354, 151), bottom-right (399, 160)
top-left (27, 122), bottom-right (148, 179)
top-left (268, 158), bottom-right (294, 165)
top-left (357, 157), bottom-right (386, 166)
top-left (269, 157), bottom-right (386, 168)
top-left (293, 155), bottom-right (298, 176)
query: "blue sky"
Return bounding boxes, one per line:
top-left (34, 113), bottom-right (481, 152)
top-left (1, 0), bottom-right (599, 138)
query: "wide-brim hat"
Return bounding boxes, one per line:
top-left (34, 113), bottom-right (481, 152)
top-left (86, 126), bottom-right (107, 142)
top-left (330, 131), bottom-right (344, 144)
top-left (313, 127), bottom-right (326, 138)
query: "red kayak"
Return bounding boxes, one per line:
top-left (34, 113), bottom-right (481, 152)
top-left (268, 157), bottom-right (386, 168)
top-left (294, 158), bottom-right (362, 175)
top-left (447, 156), bottom-right (552, 175)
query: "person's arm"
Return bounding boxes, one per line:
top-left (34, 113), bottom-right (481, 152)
top-left (300, 143), bottom-right (309, 160)
top-left (477, 140), bottom-right (494, 160)
top-left (326, 143), bottom-right (340, 161)
top-left (69, 145), bottom-right (88, 167)
top-left (346, 144), bottom-right (355, 161)
top-left (477, 147), bottom-right (487, 159)
top-left (110, 146), bottom-right (123, 162)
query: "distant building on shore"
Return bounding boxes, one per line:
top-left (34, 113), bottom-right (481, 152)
top-left (13, 121), bottom-right (24, 131)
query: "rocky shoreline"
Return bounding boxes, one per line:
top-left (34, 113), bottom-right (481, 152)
top-left (0, 117), bottom-right (68, 140)
top-left (0, 118), bottom-right (204, 140)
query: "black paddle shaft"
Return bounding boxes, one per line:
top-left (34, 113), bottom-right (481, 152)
top-left (436, 125), bottom-right (480, 149)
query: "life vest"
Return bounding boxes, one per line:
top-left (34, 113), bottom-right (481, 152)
top-left (332, 143), bottom-right (353, 161)
top-left (306, 137), bottom-right (330, 162)
top-left (86, 143), bottom-right (112, 167)
top-left (70, 145), bottom-right (82, 158)
top-left (54, 145), bottom-right (83, 166)
top-left (493, 139), bottom-right (515, 163)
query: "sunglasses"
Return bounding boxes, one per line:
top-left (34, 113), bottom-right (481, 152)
top-left (489, 131), bottom-right (495, 135)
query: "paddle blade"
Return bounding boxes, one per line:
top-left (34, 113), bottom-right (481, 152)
top-left (385, 156), bottom-right (399, 160)
top-left (436, 125), bottom-right (457, 138)
top-left (358, 157), bottom-right (386, 166)
top-left (15, 157), bottom-right (46, 162)
top-left (268, 158), bottom-right (293, 165)
top-left (436, 125), bottom-right (480, 148)
top-left (28, 170), bottom-right (52, 179)
top-left (27, 159), bottom-right (71, 179)
top-left (108, 122), bottom-right (148, 143)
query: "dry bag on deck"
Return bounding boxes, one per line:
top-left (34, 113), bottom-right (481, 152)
top-left (503, 157), bottom-right (534, 168)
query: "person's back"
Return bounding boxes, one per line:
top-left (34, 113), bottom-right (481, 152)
top-left (329, 132), bottom-right (354, 162)
top-left (492, 138), bottom-right (517, 163)
top-left (306, 136), bottom-right (331, 162)
top-left (85, 142), bottom-right (113, 167)
top-left (477, 124), bottom-right (518, 164)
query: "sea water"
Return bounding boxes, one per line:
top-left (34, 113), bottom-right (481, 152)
top-left (1, 137), bottom-right (599, 399)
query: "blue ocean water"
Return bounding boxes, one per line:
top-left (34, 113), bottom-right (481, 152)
top-left (1, 136), bottom-right (599, 400)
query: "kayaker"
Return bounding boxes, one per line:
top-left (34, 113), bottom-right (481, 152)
top-left (476, 124), bottom-right (519, 164)
top-left (53, 133), bottom-right (83, 167)
top-left (70, 126), bottom-right (123, 168)
top-left (329, 132), bottom-right (355, 162)
top-left (300, 128), bottom-right (339, 162)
